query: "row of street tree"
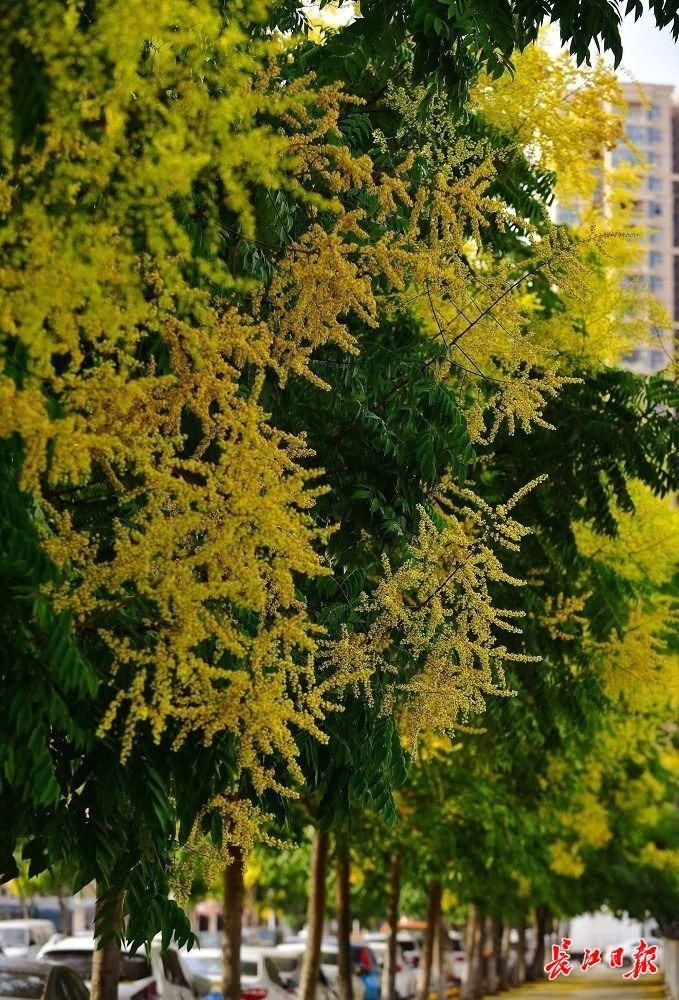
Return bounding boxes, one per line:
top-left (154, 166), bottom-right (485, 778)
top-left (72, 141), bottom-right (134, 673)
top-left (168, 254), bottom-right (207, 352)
top-left (1, 3), bottom-right (677, 1000)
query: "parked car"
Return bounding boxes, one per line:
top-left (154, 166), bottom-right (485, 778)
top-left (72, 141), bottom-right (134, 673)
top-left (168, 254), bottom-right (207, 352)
top-left (361, 937), bottom-right (417, 1000)
top-left (38, 935), bottom-right (194, 1000)
top-left (446, 933), bottom-right (467, 985)
top-left (262, 944), bottom-right (327, 1000)
top-left (177, 948), bottom-right (222, 992)
top-left (393, 936), bottom-right (421, 973)
top-left (320, 942), bottom-right (376, 1000)
top-left (0, 922), bottom-right (57, 959)
top-left (179, 946), bottom-right (289, 1000)
top-left (0, 957), bottom-right (88, 1000)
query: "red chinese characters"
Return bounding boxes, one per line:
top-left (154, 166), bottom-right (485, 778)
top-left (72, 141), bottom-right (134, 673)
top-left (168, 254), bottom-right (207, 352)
top-left (544, 938), bottom-right (573, 980)
top-left (623, 939), bottom-right (659, 981)
top-left (544, 937), bottom-right (660, 979)
top-left (581, 948), bottom-right (602, 971)
top-left (608, 947), bottom-right (624, 969)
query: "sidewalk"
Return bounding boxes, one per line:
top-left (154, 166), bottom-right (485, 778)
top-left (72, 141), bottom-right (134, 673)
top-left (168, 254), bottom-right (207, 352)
top-left (505, 968), bottom-right (664, 997)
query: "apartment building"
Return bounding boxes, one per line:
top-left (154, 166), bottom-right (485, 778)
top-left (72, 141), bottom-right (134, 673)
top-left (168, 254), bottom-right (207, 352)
top-left (607, 82), bottom-right (676, 371)
top-left (555, 81), bottom-right (677, 372)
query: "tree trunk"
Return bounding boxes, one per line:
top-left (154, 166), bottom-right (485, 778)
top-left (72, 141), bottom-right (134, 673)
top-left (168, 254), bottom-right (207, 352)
top-left (222, 847), bottom-right (245, 1000)
top-left (433, 914), bottom-right (447, 999)
top-left (528, 907), bottom-right (548, 982)
top-left (91, 891), bottom-right (122, 1000)
top-left (479, 917), bottom-right (495, 996)
top-left (298, 829), bottom-right (330, 1000)
top-left (57, 884), bottom-right (70, 936)
top-left (335, 837), bottom-right (353, 1000)
top-left (384, 852), bottom-right (401, 1000)
top-left (516, 915), bottom-right (526, 986)
top-left (461, 906), bottom-right (483, 1000)
top-left (485, 917), bottom-right (503, 995)
top-left (498, 922), bottom-right (510, 991)
top-left (418, 880), bottom-right (441, 1000)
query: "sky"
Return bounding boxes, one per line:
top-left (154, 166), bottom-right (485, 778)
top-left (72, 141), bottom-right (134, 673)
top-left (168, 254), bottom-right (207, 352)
top-left (614, 10), bottom-right (679, 88)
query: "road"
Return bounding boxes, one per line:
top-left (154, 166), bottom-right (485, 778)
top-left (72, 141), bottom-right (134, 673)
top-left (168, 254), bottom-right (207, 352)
top-left (509, 967), bottom-right (664, 997)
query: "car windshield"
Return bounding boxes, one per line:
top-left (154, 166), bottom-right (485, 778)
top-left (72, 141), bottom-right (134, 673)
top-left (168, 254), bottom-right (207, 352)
top-left (0, 930), bottom-right (28, 949)
top-left (398, 942), bottom-right (415, 952)
top-left (182, 954), bottom-right (222, 979)
top-left (41, 951), bottom-right (151, 982)
top-left (240, 960), bottom-right (259, 979)
top-left (0, 970), bottom-right (46, 998)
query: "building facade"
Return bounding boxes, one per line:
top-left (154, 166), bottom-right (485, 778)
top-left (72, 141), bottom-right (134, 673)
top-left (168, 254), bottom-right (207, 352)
top-left (609, 82), bottom-right (677, 371)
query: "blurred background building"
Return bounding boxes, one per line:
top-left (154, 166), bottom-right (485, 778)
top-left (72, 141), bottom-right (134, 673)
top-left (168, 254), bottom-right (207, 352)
top-left (555, 80), bottom-right (678, 374)
top-left (613, 82), bottom-right (677, 372)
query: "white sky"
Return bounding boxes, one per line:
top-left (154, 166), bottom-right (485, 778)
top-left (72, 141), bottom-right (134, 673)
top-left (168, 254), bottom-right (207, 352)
top-left (603, 10), bottom-right (679, 88)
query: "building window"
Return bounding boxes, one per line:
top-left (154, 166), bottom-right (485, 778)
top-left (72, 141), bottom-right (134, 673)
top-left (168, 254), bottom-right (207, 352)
top-left (648, 151), bottom-right (662, 166)
top-left (647, 105), bottom-right (662, 122)
top-left (648, 175), bottom-right (663, 192)
top-left (648, 127), bottom-right (663, 144)
top-left (628, 102), bottom-right (643, 117)
top-left (627, 125), bottom-right (646, 142)
top-left (613, 147), bottom-right (636, 165)
top-left (649, 275), bottom-right (663, 292)
top-left (647, 201), bottom-right (662, 218)
top-left (622, 275), bottom-right (643, 290)
top-left (624, 347), bottom-right (666, 373)
top-left (649, 251), bottom-right (663, 269)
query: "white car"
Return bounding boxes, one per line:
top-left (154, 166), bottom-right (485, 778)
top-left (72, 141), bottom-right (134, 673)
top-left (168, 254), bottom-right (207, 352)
top-left (0, 957), bottom-right (88, 1000)
top-left (319, 942), bottom-right (366, 1000)
top-left (267, 943), bottom-right (336, 1000)
top-left (38, 933), bottom-right (195, 1000)
top-left (603, 937), bottom-right (663, 969)
top-left (446, 933), bottom-right (467, 985)
top-left (362, 936), bottom-right (417, 999)
top-left (0, 921), bottom-right (57, 958)
top-left (393, 935), bottom-right (421, 973)
top-left (180, 946), bottom-right (290, 1000)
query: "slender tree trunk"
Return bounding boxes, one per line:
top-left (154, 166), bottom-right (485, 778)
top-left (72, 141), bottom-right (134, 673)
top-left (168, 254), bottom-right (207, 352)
top-left (385, 852), bottom-right (401, 1000)
top-left (468, 907), bottom-right (484, 1000)
top-left (488, 917), bottom-right (503, 994)
top-left (57, 883), bottom-right (70, 936)
top-left (461, 913), bottom-right (471, 1000)
top-left (336, 836), bottom-right (354, 1000)
top-left (516, 915), bottom-right (526, 986)
top-left (481, 916), bottom-right (494, 997)
top-left (498, 922), bottom-right (510, 991)
top-left (222, 847), bottom-right (245, 1000)
top-left (528, 907), bottom-right (548, 982)
top-left (91, 891), bottom-right (122, 1000)
top-left (418, 880), bottom-right (441, 1000)
top-left (299, 829), bottom-right (330, 1000)
top-left (433, 914), bottom-right (447, 999)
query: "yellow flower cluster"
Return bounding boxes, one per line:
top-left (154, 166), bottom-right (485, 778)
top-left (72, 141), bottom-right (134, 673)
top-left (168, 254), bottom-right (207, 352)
top-left (323, 479), bottom-right (545, 748)
top-left (169, 796), bottom-right (289, 903)
top-left (0, 1), bottom-right (381, 790)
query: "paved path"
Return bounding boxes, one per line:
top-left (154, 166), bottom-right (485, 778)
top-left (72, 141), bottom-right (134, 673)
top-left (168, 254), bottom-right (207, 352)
top-left (507, 968), bottom-right (664, 998)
